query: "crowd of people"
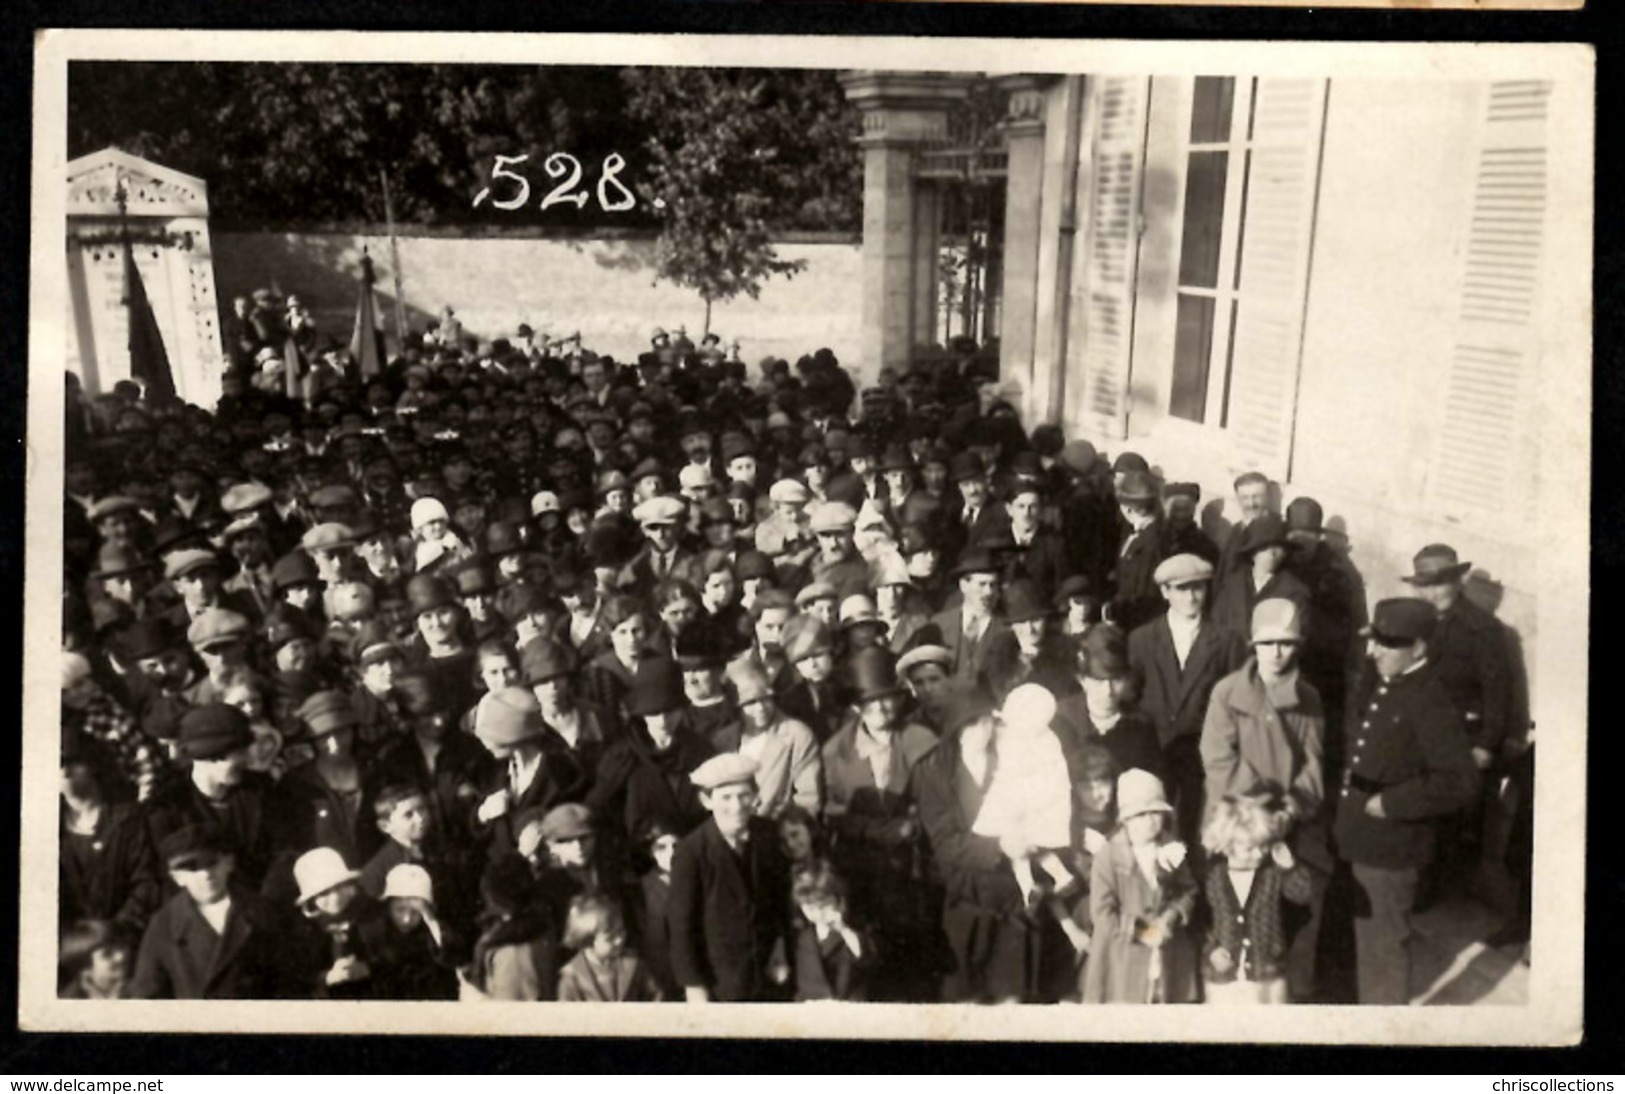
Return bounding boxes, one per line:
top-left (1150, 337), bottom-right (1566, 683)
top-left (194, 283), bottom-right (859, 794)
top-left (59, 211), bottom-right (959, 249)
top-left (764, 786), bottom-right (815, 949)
top-left (54, 291), bottom-right (1534, 1006)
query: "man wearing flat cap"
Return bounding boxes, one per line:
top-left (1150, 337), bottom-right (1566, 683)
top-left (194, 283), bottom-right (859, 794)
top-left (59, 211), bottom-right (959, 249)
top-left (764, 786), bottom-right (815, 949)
top-left (128, 825), bottom-right (284, 999)
top-left (807, 501), bottom-right (871, 601)
top-left (1126, 552), bottom-right (1249, 845)
top-left (1335, 597), bottom-right (1478, 1005)
top-left (620, 495), bottom-right (694, 604)
top-left (668, 753), bottom-right (793, 1002)
top-left (142, 703), bottom-right (300, 900)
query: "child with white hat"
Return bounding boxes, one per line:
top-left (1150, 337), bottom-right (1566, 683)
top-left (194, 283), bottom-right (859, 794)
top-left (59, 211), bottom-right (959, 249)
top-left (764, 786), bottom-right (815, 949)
top-left (970, 683), bottom-right (1079, 909)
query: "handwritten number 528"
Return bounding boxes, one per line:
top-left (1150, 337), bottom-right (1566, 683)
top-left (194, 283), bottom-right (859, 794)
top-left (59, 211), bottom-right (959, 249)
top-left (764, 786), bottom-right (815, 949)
top-left (473, 153), bottom-right (637, 213)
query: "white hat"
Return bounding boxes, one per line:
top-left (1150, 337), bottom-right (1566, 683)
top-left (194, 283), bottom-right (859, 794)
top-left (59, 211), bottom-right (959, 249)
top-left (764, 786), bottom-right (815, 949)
top-left (691, 752), bottom-right (760, 791)
top-left (1117, 769), bottom-right (1174, 821)
top-left (382, 863), bottom-right (435, 905)
top-left (411, 497), bottom-right (449, 531)
top-left (872, 551), bottom-right (913, 589)
top-left (294, 847), bottom-right (361, 906)
top-left (808, 501), bottom-right (858, 535)
top-left (768, 479), bottom-right (810, 505)
top-left (1250, 598), bottom-right (1305, 644)
top-left (999, 682), bottom-right (1057, 730)
top-left (62, 650), bottom-right (92, 691)
top-left (633, 495), bottom-right (686, 526)
top-left (678, 464), bottom-right (714, 491)
top-left (530, 490), bottom-right (561, 517)
top-left (896, 644), bottom-right (953, 677)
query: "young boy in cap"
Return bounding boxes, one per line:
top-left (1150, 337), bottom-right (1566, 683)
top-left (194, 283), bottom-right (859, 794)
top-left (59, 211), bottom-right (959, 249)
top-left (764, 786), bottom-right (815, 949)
top-left (128, 826), bottom-right (284, 999)
top-left (668, 753), bottom-right (792, 1002)
top-left (1335, 597), bottom-right (1478, 1005)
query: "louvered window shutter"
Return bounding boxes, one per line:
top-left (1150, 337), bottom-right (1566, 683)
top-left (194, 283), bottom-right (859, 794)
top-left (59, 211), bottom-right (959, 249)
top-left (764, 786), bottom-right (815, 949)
top-left (1425, 81), bottom-right (1551, 516)
top-left (1225, 78), bottom-right (1328, 479)
top-left (1077, 76), bottom-right (1150, 441)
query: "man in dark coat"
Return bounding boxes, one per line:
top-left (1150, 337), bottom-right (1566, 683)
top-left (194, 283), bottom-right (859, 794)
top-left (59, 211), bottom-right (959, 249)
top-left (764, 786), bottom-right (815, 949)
top-left (667, 753), bottom-right (792, 1002)
top-left (1284, 497), bottom-right (1363, 762)
top-left (1333, 598), bottom-right (1478, 1005)
top-left (1126, 553), bottom-right (1249, 845)
top-left (995, 481), bottom-right (1072, 601)
top-left (928, 546), bottom-right (1011, 688)
top-left (142, 703), bottom-right (300, 899)
top-left (128, 826), bottom-right (285, 999)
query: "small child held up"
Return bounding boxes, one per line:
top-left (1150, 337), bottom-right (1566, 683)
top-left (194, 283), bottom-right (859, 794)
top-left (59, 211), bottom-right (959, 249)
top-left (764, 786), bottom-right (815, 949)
top-left (556, 894), bottom-right (664, 1002)
top-left (971, 683), bottom-right (1079, 909)
top-left (1199, 793), bottom-right (1313, 1005)
top-left (788, 860), bottom-right (876, 1002)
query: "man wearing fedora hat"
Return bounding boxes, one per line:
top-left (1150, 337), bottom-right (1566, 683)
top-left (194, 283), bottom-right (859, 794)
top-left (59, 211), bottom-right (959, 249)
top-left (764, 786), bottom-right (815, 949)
top-left (667, 753), bottom-right (793, 1002)
top-left (1401, 543), bottom-right (1514, 905)
top-left (128, 826), bottom-right (284, 999)
top-left (980, 579), bottom-right (1074, 705)
top-left (1335, 597), bottom-right (1479, 1004)
top-left (928, 546), bottom-right (1011, 687)
top-left (821, 647), bottom-right (940, 1000)
top-left (997, 480), bottom-right (1071, 602)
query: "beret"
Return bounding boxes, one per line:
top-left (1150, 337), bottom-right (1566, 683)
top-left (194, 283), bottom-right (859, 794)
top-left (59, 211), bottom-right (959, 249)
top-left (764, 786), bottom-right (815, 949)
top-left (633, 495), bottom-right (686, 526)
top-left (187, 607), bottom-right (251, 651)
top-left (1153, 552), bottom-right (1215, 587)
top-left (164, 548), bottom-right (222, 581)
top-left (768, 479), bottom-right (810, 505)
top-left (297, 689), bottom-right (359, 737)
top-left (808, 502), bottom-right (858, 535)
top-left (690, 752), bottom-right (759, 792)
top-left (179, 702), bottom-right (255, 761)
top-left (473, 687), bottom-right (544, 748)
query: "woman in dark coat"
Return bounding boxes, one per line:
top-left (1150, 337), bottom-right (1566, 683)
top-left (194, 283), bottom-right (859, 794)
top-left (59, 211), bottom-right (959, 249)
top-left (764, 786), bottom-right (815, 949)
top-left (1054, 626), bottom-right (1164, 781)
top-left (586, 659), bottom-right (717, 843)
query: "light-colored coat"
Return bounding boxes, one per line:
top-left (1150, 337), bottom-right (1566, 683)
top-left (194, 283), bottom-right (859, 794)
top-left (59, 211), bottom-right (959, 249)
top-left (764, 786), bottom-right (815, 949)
top-left (1080, 829), bottom-right (1199, 1004)
top-left (1200, 660), bottom-right (1326, 823)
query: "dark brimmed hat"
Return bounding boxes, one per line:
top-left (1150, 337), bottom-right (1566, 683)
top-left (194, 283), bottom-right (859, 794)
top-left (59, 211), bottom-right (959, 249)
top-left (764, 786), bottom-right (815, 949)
top-left (848, 646), bottom-right (904, 704)
top-left (626, 658), bottom-right (684, 717)
top-left (1115, 469), bottom-right (1158, 503)
top-left (179, 702), bottom-right (254, 761)
top-left (1001, 579), bottom-right (1052, 625)
top-left (406, 573), bottom-right (458, 616)
top-left (949, 546), bottom-right (1001, 580)
top-left (159, 825), bottom-right (231, 871)
top-left (1362, 597), bottom-right (1438, 644)
top-left (1235, 514), bottom-right (1290, 558)
top-left (1285, 497), bottom-right (1325, 534)
top-left (520, 638), bottom-right (578, 685)
top-left (949, 452), bottom-right (984, 484)
top-left (116, 618), bottom-right (182, 662)
top-left (1401, 544), bottom-right (1471, 587)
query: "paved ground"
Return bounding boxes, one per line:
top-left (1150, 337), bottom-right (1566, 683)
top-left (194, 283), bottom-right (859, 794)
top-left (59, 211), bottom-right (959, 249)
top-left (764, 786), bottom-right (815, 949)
top-left (1411, 893), bottom-right (1529, 1005)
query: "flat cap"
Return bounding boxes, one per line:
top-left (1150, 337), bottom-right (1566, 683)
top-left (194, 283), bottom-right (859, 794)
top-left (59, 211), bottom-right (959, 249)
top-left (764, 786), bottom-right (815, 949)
top-left (159, 825), bottom-right (230, 870)
top-left (781, 614), bottom-right (833, 662)
top-left (677, 464), bottom-right (715, 491)
top-left (768, 479), bottom-right (810, 505)
top-left (271, 551), bottom-right (321, 591)
top-left (179, 702), bottom-right (254, 761)
top-left (187, 607), bottom-right (251, 651)
top-left (690, 752), bottom-right (760, 792)
top-left (301, 522), bottom-right (355, 553)
top-left (633, 495), bottom-right (686, 526)
top-left (165, 548), bottom-right (222, 581)
top-left (221, 482), bottom-right (273, 515)
top-left (537, 803), bottom-right (595, 843)
top-left (1153, 553), bottom-right (1215, 587)
top-left (297, 689), bottom-right (359, 737)
top-left (808, 501), bottom-right (858, 535)
top-left (794, 582), bottom-right (839, 608)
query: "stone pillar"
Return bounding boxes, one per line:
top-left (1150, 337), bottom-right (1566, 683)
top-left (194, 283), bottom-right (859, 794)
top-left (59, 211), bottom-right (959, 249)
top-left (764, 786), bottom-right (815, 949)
top-left (839, 71), bottom-right (972, 386)
top-left (912, 180), bottom-right (942, 353)
top-left (991, 75), bottom-right (1052, 423)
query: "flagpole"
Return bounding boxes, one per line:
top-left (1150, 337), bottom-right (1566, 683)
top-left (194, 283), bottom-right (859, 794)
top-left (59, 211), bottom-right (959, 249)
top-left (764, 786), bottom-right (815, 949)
top-left (380, 169), bottom-right (407, 353)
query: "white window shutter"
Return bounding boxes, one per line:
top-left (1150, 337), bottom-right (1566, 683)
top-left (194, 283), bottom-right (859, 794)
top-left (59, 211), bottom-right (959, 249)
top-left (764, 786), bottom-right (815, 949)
top-left (1426, 81), bottom-right (1551, 516)
top-left (1077, 75), bottom-right (1150, 441)
top-left (1225, 78), bottom-right (1328, 479)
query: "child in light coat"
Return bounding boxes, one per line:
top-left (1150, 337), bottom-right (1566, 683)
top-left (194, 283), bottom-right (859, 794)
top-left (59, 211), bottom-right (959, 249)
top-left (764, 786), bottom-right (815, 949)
top-left (1081, 769), bottom-right (1200, 1004)
top-left (556, 894), bottom-right (663, 1002)
top-left (1199, 793), bottom-right (1313, 1005)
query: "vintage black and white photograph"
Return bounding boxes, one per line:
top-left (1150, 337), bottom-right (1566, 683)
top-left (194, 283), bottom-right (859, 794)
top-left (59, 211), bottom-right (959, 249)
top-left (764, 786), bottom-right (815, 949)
top-left (20, 31), bottom-right (1591, 1041)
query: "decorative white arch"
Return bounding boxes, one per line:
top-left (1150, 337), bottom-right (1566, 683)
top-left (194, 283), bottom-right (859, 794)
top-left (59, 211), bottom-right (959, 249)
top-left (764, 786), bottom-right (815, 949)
top-left (66, 147), bottom-right (225, 406)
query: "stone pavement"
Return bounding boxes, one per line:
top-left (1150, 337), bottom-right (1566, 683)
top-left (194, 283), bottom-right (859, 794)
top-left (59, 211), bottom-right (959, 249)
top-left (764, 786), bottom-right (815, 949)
top-left (1411, 894), bottom-right (1529, 1006)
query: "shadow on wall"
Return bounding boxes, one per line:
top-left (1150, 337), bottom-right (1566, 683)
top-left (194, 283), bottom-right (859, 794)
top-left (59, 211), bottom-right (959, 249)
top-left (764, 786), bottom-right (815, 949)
top-left (213, 232), bottom-right (440, 357)
top-left (566, 236), bottom-right (656, 275)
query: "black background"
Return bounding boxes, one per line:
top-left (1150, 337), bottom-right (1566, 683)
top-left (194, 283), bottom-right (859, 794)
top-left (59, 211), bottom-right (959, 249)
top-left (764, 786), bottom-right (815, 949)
top-left (0, 0), bottom-right (1616, 1075)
